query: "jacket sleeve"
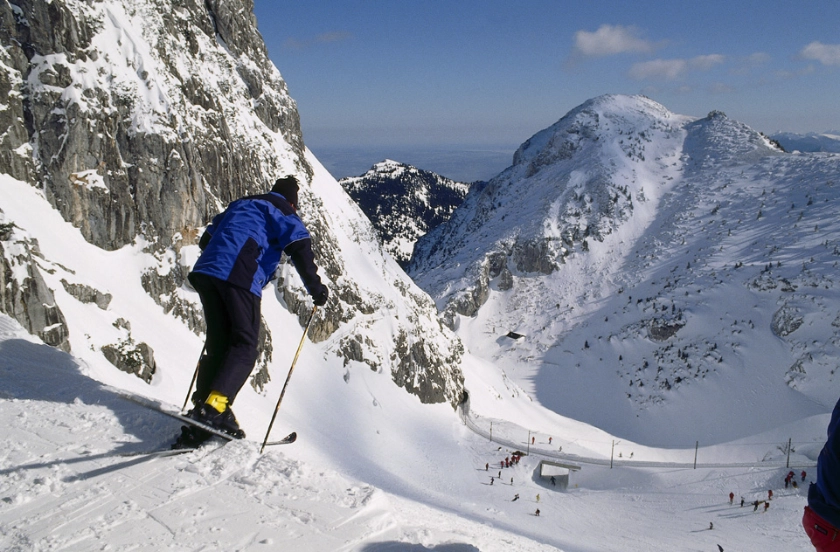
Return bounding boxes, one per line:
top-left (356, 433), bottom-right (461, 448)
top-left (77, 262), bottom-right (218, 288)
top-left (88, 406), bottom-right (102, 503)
top-left (284, 237), bottom-right (326, 296)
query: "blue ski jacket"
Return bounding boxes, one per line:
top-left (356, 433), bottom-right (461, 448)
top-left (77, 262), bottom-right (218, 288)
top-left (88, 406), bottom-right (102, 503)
top-left (809, 396), bottom-right (840, 529)
top-left (191, 191), bottom-right (325, 298)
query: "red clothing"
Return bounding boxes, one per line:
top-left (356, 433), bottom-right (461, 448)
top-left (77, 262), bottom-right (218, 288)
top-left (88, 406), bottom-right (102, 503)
top-left (804, 506), bottom-right (840, 551)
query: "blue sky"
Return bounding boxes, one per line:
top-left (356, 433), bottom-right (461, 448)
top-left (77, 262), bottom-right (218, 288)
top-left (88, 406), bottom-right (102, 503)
top-left (252, 1), bottom-right (840, 178)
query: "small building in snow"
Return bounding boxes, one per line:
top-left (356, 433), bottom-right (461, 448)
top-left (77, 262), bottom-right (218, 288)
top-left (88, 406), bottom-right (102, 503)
top-left (538, 460), bottom-right (581, 490)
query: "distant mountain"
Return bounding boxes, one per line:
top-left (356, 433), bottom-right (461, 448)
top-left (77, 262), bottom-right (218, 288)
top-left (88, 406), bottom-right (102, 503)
top-left (339, 160), bottom-right (472, 267)
top-left (410, 94), bottom-right (840, 445)
top-left (771, 131), bottom-right (840, 153)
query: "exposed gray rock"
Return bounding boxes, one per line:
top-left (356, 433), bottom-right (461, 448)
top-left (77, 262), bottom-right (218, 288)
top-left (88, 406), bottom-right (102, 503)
top-left (648, 317), bottom-right (685, 342)
top-left (771, 305), bottom-right (803, 337)
top-left (0, 0), bottom-right (309, 253)
top-left (0, 222), bottom-right (70, 351)
top-left (61, 279), bottom-right (111, 309)
top-left (101, 339), bottom-right (156, 382)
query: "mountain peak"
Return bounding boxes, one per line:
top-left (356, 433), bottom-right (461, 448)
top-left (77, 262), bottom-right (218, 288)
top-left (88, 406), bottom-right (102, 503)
top-left (339, 162), bottom-right (471, 267)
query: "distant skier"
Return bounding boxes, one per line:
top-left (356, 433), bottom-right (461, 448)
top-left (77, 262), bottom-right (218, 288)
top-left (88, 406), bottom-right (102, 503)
top-left (512, 494), bottom-right (520, 502)
top-left (753, 500), bottom-right (760, 512)
top-left (729, 492), bottom-right (734, 505)
top-left (709, 522), bottom-right (714, 530)
top-left (536, 494), bottom-right (540, 503)
top-left (764, 501), bottom-right (770, 513)
top-left (490, 477), bottom-right (494, 486)
top-left (485, 463), bottom-right (488, 471)
top-left (803, 395), bottom-right (840, 550)
top-left (550, 476), bottom-right (556, 486)
top-left (535, 508), bottom-right (540, 516)
top-left (718, 545), bottom-right (724, 552)
top-left (179, 176), bottom-right (328, 447)
top-left (740, 497), bottom-right (745, 508)
top-left (768, 489), bottom-right (773, 501)
top-left (802, 470), bottom-right (808, 482)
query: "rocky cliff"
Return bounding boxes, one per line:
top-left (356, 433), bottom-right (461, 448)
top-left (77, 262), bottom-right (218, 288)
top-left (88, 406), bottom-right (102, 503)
top-left (0, 0), bottom-right (463, 408)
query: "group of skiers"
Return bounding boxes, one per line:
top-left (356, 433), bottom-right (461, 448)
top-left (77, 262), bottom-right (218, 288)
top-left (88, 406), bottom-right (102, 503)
top-left (484, 452), bottom-right (542, 517)
top-left (485, 453), bottom-right (523, 473)
top-left (787, 470), bottom-right (807, 489)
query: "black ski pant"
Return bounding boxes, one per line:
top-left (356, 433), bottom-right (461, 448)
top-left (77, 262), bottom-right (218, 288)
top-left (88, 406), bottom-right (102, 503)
top-left (188, 272), bottom-right (260, 406)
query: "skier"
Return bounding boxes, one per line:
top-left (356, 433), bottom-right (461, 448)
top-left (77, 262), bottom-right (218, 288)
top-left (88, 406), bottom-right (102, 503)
top-left (180, 176), bottom-right (328, 446)
top-left (753, 500), bottom-right (760, 512)
top-left (740, 497), bottom-right (745, 508)
top-left (536, 494), bottom-right (540, 503)
top-left (535, 508), bottom-right (540, 516)
top-left (768, 489), bottom-right (773, 501)
top-left (512, 494), bottom-right (519, 502)
top-left (764, 501), bottom-right (770, 513)
top-left (485, 463), bottom-right (489, 471)
top-left (729, 492), bottom-right (734, 505)
top-left (803, 395), bottom-right (840, 551)
top-left (802, 470), bottom-right (808, 482)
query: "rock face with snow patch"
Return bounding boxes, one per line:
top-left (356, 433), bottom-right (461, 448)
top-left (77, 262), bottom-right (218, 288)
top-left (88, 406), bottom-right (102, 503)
top-left (340, 160), bottom-right (471, 267)
top-left (0, 221), bottom-right (69, 351)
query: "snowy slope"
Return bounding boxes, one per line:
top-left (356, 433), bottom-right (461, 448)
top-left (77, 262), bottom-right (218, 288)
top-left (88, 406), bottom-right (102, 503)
top-left (0, 0), bottom-right (835, 546)
top-left (411, 95), bottom-right (840, 447)
top-left (0, 304), bottom-right (824, 551)
top-left (0, 107), bottom-right (829, 551)
top-left (772, 131), bottom-right (840, 153)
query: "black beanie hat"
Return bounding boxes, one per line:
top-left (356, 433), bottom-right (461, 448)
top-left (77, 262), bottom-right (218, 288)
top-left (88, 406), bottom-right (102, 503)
top-left (271, 176), bottom-right (299, 207)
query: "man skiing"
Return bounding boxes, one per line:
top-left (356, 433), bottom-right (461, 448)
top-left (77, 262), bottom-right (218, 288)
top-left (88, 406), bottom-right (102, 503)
top-left (178, 176), bottom-right (328, 446)
top-left (804, 396), bottom-right (840, 551)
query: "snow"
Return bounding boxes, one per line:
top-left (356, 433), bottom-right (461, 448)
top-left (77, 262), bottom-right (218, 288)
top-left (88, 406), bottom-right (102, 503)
top-left (0, 2), bottom-right (833, 547)
top-left (0, 161), bottom-right (825, 550)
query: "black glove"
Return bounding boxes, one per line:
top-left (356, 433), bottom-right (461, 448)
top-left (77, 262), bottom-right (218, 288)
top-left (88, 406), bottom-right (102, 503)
top-left (312, 286), bottom-right (329, 307)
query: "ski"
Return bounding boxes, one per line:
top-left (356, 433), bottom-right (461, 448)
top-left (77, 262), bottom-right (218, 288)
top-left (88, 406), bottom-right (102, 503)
top-left (116, 391), bottom-right (239, 443)
top-left (265, 431), bottom-right (297, 447)
top-left (115, 389), bottom-right (297, 447)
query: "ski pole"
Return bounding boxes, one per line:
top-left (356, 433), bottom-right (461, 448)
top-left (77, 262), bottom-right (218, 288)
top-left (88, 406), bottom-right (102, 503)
top-left (181, 344), bottom-right (206, 412)
top-left (260, 305), bottom-right (317, 453)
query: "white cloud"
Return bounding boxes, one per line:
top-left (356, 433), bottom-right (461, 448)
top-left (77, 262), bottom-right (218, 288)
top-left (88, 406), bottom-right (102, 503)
top-left (628, 55), bottom-right (725, 81)
top-left (800, 42), bottom-right (840, 66)
top-left (690, 54), bottom-right (725, 70)
top-left (573, 25), bottom-right (654, 57)
top-left (628, 59), bottom-right (687, 80)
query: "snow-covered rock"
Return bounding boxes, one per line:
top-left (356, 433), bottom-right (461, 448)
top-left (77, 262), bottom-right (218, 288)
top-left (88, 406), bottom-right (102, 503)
top-left (339, 159), bottom-right (471, 267)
